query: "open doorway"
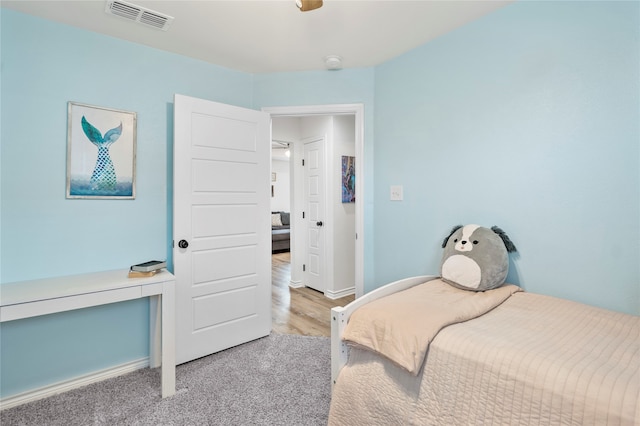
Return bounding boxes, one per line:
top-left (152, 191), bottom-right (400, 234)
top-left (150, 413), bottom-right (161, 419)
top-left (266, 104), bottom-right (364, 334)
top-left (264, 105), bottom-right (363, 336)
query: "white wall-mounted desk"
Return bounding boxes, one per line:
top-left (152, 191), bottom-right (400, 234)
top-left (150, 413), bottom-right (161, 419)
top-left (0, 269), bottom-right (176, 398)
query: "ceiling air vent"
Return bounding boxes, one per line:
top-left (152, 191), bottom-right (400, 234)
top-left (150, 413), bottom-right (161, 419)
top-left (105, 0), bottom-right (174, 31)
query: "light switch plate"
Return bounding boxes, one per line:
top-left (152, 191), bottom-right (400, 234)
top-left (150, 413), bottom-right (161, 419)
top-left (390, 185), bottom-right (403, 201)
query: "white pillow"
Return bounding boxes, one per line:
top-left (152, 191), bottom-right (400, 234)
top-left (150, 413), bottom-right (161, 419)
top-left (271, 213), bottom-right (283, 227)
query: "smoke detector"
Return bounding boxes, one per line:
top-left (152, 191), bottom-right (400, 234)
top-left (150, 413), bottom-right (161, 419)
top-left (324, 55), bottom-right (343, 71)
top-left (105, 0), bottom-right (174, 31)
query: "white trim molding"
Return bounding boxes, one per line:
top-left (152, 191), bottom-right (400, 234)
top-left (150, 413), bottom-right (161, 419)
top-left (289, 279), bottom-right (304, 288)
top-left (325, 287), bottom-right (356, 300)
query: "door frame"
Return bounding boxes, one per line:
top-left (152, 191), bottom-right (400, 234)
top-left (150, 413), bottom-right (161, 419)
top-left (263, 104), bottom-right (364, 298)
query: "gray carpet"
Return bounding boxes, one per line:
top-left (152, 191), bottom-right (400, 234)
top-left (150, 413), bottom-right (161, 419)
top-left (1, 333), bottom-right (332, 425)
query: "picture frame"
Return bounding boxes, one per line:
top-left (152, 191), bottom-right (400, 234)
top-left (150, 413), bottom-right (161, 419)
top-left (341, 155), bottom-right (355, 203)
top-left (66, 102), bottom-right (137, 199)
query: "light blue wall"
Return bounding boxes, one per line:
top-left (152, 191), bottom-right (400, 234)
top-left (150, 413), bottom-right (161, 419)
top-left (0, 10), bottom-right (253, 397)
top-left (1, 11), bottom-right (253, 283)
top-left (252, 70), bottom-right (376, 290)
top-left (374, 1), bottom-right (639, 315)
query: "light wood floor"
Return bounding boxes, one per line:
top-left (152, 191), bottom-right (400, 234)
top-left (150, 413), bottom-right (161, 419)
top-left (272, 252), bottom-right (355, 337)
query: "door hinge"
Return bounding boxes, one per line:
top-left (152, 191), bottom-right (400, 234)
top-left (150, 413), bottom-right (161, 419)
top-left (302, 159), bottom-right (305, 166)
top-left (302, 211), bottom-right (305, 219)
top-left (303, 264), bottom-right (306, 272)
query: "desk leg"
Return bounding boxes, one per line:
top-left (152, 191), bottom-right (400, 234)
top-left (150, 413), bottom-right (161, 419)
top-left (161, 281), bottom-right (176, 397)
top-left (149, 295), bottom-right (161, 368)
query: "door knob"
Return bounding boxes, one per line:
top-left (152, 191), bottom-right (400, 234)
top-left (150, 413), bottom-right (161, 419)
top-left (316, 221), bottom-right (323, 227)
top-left (178, 239), bottom-right (189, 249)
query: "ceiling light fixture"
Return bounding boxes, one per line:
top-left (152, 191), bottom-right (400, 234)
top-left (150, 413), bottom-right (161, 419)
top-left (296, 0), bottom-right (323, 12)
top-left (324, 55), bottom-right (343, 71)
top-left (272, 140), bottom-right (291, 158)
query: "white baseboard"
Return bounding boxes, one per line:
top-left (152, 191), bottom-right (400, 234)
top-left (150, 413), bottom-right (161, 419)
top-left (324, 287), bottom-right (355, 300)
top-left (0, 357), bottom-right (149, 411)
top-left (289, 279), bottom-right (304, 288)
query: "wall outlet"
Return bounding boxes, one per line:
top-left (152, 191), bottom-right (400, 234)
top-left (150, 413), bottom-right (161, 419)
top-left (390, 185), bottom-right (403, 201)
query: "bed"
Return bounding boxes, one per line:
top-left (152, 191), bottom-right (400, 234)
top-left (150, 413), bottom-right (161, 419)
top-left (329, 276), bottom-right (640, 425)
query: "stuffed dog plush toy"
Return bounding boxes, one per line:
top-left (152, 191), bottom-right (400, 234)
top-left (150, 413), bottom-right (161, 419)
top-left (441, 224), bottom-right (517, 291)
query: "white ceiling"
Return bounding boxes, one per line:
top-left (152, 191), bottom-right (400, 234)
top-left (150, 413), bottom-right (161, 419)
top-left (2, 0), bottom-right (512, 73)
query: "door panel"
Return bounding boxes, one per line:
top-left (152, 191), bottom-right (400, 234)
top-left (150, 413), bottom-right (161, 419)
top-left (193, 286), bottom-right (258, 330)
top-left (174, 94), bottom-right (271, 365)
top-left (192, 246), bottom-right (256, 283)
top-left (191, 112), bottom-right (257, 151)
top-left (193, 160), bottom-right (258, 192)
top-left (193, 205), bottom-right (258, 237)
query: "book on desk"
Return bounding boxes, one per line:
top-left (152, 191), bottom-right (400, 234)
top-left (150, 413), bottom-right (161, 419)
top-left (128, 260), bottom-right (167, 278)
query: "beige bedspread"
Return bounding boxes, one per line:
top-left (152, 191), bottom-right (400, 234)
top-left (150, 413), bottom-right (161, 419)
top-left (330, 291), bottom-right (640, 425)
top-left (342, 278), bottom-right (521, 374)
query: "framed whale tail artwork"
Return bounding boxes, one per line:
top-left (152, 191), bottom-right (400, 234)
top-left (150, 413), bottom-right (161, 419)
top-left (66, 101), bottom-right (137, 199)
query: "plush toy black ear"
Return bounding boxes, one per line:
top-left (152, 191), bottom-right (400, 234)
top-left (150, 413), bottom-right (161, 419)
top-left (491, 226), bottom-right (517, 253)
top-left (441, 225), bottom-right (463, 248)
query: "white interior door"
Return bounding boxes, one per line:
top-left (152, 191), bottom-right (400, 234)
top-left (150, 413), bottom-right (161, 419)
top-left (173, 94), bottom-right (271, 365)
top-left (303, 138), bottom-right (325, 292)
